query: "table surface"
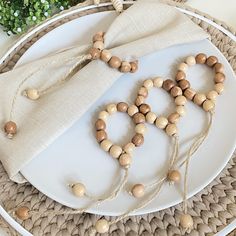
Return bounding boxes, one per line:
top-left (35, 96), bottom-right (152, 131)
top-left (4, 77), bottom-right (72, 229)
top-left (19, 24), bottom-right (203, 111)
top-left (0, 0), bottom-right (236, 235)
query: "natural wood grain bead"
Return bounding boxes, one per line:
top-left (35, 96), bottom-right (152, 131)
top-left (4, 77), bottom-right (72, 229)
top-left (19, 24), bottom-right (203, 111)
top-left (215, 83), bottom-right (224, 94)
top-left (214, 72), bottom-right (225, 83)
top-left (72, 183), bottom-right (86, 197)
top-left (4, 121), bottom-right (17, 138)
top-left (146, 112), bottom-right (157, 124)
top-left (153, 77), bottom-right (164, 88)
top-left (130, 61), bottom-right (138, 73)
top-left (138, 87), bottom-right (148, 98)
top-left (162, 79), bottom-right (175, 92)
top-left (25, 89), bottom-right (40, 100)
top-left (165, 124), bottom-right (178, 136)
top-left (120, 61), bottom-right (131, 73)
top-left (106, 103), bottom-right (117, 115)
top-left (207, 90), bottom-right (218, 101)
top-left (89, 47), bottom-right (101, 60)
top-left (117, 102), bottom-right (128, 112)
top-left (193, 93), bottom-right (206, 106)
top-left (178, 62), bottom-right (188, 73)
top-left (139, 104), bottom-right (151, 115)
top-left (180, 214), bottom-right (193, 229)
top-left (133, 112), bottom-right (145, 124)
top-left (96, 31), bottom-right (104, 37)
top-left (214, 63), bottom-right (224, 73)
top-left (95, 219), bottom-right (109, 234)
top-left (93, 40), bottom-right (104, 50)
top-left (184, 88), bottom-right (196, 100)
top-left (108, 56), bottom-right (121, 69)
top-left (15, 206), bottom-right (30, 220)
top-left (185, 56), bottom-right (196, 66)
top-left (92, 33), bottom-right (104, 42)
top-left (167, 170), bottom-right (181, 183)
top-left (132, 134), bottom-right (144, 147)
top-left (203, 99), bottom-right (215, 112)
top-left (175, 71), bottom-right (186, 82)
top-left (100, 139), bottom-right (113, 152)
top-left (176, 106), bottom-right (186, 117)
top-left (109, 145), bottom-right (122, 158)
top-left (119, 153), bottom-right (132, 167)
top-left (206, 56), bottom-right (218, 67)
top-left (195, 53), bottom-right (207, 64)
top-left (168, 113), bottom-right (180, 124)
top-left (175, 95), bottom-right (187, 106)
top-left (170, 86), bottom-right (182, 97)
top-left (135, 96), bottom-right (145, 106)
top-left (178, 79), bottom-right (190, 91)
top-left (135, 124), bottom-right (146, 135)
top-left (100, 49), bottom-right (112, 62)
top-left (155, 117), bottom-right (168, 129)
top-left (128, 105), bottom-right (139, 117)
top-left (95, 119), bottom-right (106, 130)
top-left (98, 111), bottom-right (109, 121)
top-left (96, 130), bottom-right (107, 143)
top-left (143, 79), bottom-right (153, 89)
top-left (123, 143), bottom-right (135, 154)
top-left (131, 184), bottom-right (145, 198)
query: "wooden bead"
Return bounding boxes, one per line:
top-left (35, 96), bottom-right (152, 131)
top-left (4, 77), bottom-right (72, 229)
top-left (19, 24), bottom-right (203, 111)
top-left (139, 104), bottom-right (151, 115)
top-left (185, 56), bottom-right (196, 66)
top-left (178, 62), bottom-right (188, 73)
top-left (95, 219), bottom-right (109, 234)
top-left (215, 83), bottom-right (224, 94)
top-left (167, 170), bottom-right (181, 183)
top-left (206, 56), bottom-right (218, 67)
top-left (4, 121), bottom-right (17, 138)
top-left (89, 47), bottom-right (100, 60)
top-left (135, 96), bottom-right (145, 106)
top-left (117, 102), bottom-right (128, 112)
top-left (25, 89), bottom-right (40, 100)
top-left (153, 77), bottom-right (164, 88)
top-left (100, 139), bottom-right (113, 152)
top-left (92, 33), bottom-right (104, 43)
top-left (100, 50), bottom-right (112, 62)
top-left (133, 112), bottom-right (145, 124)
top-left (108, 56), bottom-right (121, 69)
top-left (165, 124), bottom-right (178, 136)
top-left (119, 153), bottom-right (132, 167)
top-left (123, 143), bottom-right (135, 154)
top-left (168, 113), bottom-right (180, 124)
top-left (128, 105), bottom-right (139, 117)
top-left (131, 184), bottom-right (145, 198)
top-left (180, 214), bottom-right (193, 229)
top-left (146, 112), bottom-right (157, 124)
top-left (175, 71), bottom-right (186, 82)
top-left (15, 206), bottom-right (30, 220)
top-left (193, 93), bottom-right (206, 106)
top-left (175, 96), bottom-right (187, 106)
top-left (162, 79), bottom-right (175, 92)
top-left (96, 130), bottom-right (107, 143)
top-left (207, 90), bottom-right (218, 101)
top-left (120, 61), bottom-right (131, 73)
top-left (72, 183), bottom-right (86, 197)
top-left (155, 116), bottom-right (168, 129)
top-left (95, 119), bottom-right (106, 130)
top-left (203, 99), bottom-right (215, 112)
top-left (178, 79), bottom-right (190, 91)
top-left (170, 86), bottom-right (182, 97)
top-left (130, 61), bottom-right (138, 73)
top-left (184, 88), bottom-right (196, 100)
top-left (214, 72), bottom-right (225, 83)
top-left (214, 63), bottom-right (224, 73)
top-left (96, 31), bottom-right (104, 37)
top-left (106, 103), bottom-right (117, 115)
top-left (195, 53), bottom-right (207, 64)
top-left (132, 134), bottom-right (144, 147)
top-left (176, 106), bottom-right (186, 116)
top-left (138, 87), bottom-right (148, 98)
top-left (135, 124), bottom-right (146, 135)
top-left (93, 40), bottom-right (104, 50)
top-left (98, 111), bottom-right (109, 121)
top-left (143, 79), bottom-right (153, 89)
top-left (109, 145), bottom-right (122, 158)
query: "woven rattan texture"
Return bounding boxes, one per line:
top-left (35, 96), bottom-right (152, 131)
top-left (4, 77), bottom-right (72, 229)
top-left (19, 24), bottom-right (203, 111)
top-left (0, 1), bottom-right (236, 235)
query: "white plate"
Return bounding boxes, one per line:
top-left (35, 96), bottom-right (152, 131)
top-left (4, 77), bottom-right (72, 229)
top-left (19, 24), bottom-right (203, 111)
top-left (17, 11), bottom-right (236, 216)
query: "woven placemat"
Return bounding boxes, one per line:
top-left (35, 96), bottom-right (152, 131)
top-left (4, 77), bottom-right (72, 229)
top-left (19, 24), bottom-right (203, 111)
top-left (0, 1), bottom-right (236, 235)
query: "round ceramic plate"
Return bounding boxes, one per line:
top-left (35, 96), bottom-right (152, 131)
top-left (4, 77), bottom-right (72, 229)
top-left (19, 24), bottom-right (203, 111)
top-left (18, 11), bottom-right (236, 216)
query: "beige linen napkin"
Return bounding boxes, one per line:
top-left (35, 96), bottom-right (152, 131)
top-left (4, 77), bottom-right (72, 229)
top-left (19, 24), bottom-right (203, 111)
top-left (0, 0), bottom-right (209, 182)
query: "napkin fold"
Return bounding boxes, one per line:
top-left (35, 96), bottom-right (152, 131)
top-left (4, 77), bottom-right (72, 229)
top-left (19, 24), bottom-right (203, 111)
top-left (0, 0), bottom-right (209, 182)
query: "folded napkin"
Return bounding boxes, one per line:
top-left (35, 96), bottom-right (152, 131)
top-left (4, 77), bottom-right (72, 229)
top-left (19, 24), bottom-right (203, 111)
top-left (0, 0), bottom-right (209, 183)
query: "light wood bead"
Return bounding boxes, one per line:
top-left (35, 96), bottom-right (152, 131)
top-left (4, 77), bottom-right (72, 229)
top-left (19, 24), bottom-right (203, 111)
top-left (193, 93), bottom-right (206, 106)
top-left (170, 86), bottom-right (182, 97)
top-left (108, 56), bottom-right (121, 69)
top-left (215, 83), bottom-right (224, 94)
top-left (175, 71), bottom-right (186, 82)
top-left (214, 63), bottom-right (224, 73)
top-left (120, 61), bottom-right (131, 73)
top-left (143, 79), bottom-right (153, 89)
top-left (106, 103), bottom-right (117, 115)
top-left (117, 102), bottom-right (128, 112)
top-left (15, 206), bottom-right (30, 220)
top-left (153, 77), bottom-right (164, 88)
top-left (163, 79), bottom-right (175, 92)
top-left (207, 90), bottom-right (218, 101)
top-left (206, 56), bottom-right (218, 67)
top-left (98, 111), bottom-right (109, 121)
top-left (132, 134), bottom-right (144, 147)
top-left (123, 143), bottom-right (135, 154)
top-left (135, 124), bottom-right (147, 135)
top-left (138, 87), bottom-right (148, 98)
top-left (119, 153), bottom-right (132, 167)
top-left (180, 214), bottom-right (193, 229)
top-left (195, 53), bottom-right (207, 64)
top-left (135, 96), bottom-right (145, 106)
top-left (203, 99), bottom-right (215, 112)
top-left (130, 61), bottom-right (138, 73)
top-left (100, 139), bottom-right (113, 152)
top-left (175, 95), bottom-right (187, 106)
top-left (139, 104), bottom-right (151, 115)
top-left (184, 88), bottom-right (196, 100)
top-left (167, 170), bottom-right (181, 183)
top-left (128, 105), bottom-right (139, 117)
top-left (96, 130), bottom-right (107, 143)
top-left (95, 119), bottom-right (106, 130)
top-left (92, 33), bottom-right (104, 42)
top-left (178, 79), bottom-right (190, 91)
top-left (100, 50), bottom-right (112, 62)
top-left (185, 56), bottom-right (196, 66)
top-left (4, 121), bottom-right (17, 137)
top-left (146, 112), bottom-right (157, 124)
top-left (214, 72), bottom-right (225, 83)
top-left (176, 106), bottom-right (186, 117)
top-left (155, 116), bottom-right (168, 129)
top-left (89, 47), bottom-right (101, 60)
top-left (95, 219), bottom-right (109, 234)
top-left (109, 145), bottom-right (122, 158)
top-left (133, 112), bottom-right (145, 124)
top-left (168, 113), bottom-right (180, 124)
top-left (72, 183), bottom-right (86, 197)
top-left (165, 124), bottom-right (178, 136)
top-left (93, 40), bottom-right (104, 50)
top-left (25, 89), bottom-right (40, 100)
top-left (178, 62), bottom-right (188, 73)
top-left (96, 31), bottom-right (104, 37)
top-left (131, 184), bottom-right (145, 198)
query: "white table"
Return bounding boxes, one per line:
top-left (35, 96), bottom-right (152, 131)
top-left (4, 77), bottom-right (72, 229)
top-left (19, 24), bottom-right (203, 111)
top-left (0, 1), bottom-right (236, 235)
